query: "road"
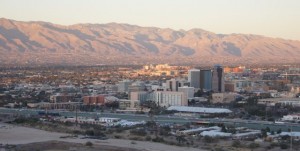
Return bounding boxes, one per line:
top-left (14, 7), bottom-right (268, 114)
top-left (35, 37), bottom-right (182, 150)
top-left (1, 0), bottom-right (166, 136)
top-left (1, 107), bottom-right (299, 131)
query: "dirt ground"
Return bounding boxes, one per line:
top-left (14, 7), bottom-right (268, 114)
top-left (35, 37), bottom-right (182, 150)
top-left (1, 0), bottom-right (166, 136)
top-left (0, 123), bottom-right (203, 151)
top-left (1, 122), bottom-right (297, 151)
top-left (8, 140), bottom-right (143, 151)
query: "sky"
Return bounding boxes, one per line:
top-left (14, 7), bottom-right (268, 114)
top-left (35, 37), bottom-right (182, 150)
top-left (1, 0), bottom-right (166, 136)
top-left (1, 0), bottom-right (300, 40)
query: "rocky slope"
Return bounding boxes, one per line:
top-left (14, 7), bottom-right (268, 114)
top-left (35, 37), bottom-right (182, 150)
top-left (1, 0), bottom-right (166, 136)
top-left (0, 18), bottom-right (300, 66)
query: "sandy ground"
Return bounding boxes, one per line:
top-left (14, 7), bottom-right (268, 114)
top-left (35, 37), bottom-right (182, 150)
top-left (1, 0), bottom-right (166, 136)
top-left (0, 123), bottom-right (203, 151)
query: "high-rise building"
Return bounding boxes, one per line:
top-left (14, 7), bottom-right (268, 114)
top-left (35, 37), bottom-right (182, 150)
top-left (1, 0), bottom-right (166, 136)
top-left (178, 86), bottom-right (195, 99)
top-left (212, 65), bottom-right (224, 92)
top-left (188, 69), bottom-right (200, 88)
top-left (152, 91), bottom-right (187, 107)
top-left (166, 78), bottom-right (189, 91)
top-left (130, 91), bottom-right (150, 103)
top-left (166, 79), bottom-right (180, 91)
top-left (117, 80), bottom-right (132, 93)
top-left (200, 69), bottom-right (212, 91)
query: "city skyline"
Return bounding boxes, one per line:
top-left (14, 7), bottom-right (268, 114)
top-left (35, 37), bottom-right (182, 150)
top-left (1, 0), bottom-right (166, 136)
top-left (0, 0), bottom-right (300, 40)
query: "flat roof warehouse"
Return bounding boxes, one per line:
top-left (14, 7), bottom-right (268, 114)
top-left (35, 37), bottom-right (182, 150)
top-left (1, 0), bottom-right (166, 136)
top-left (167, 106), bottom-right (232, 114)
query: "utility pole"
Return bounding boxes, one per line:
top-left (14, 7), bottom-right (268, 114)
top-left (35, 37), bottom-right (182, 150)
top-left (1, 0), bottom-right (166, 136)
top-left (290, 125), bottom-right (293, 151)
top-left (75, 104), bottom-right (78, 126)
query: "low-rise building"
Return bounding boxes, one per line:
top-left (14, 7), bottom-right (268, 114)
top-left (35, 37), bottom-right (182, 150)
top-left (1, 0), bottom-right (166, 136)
top-left (167, 106), bottom-right (232, 116)
top-left (211, 93), bottom-right (237, 104)
top-left (83, 95), bottom-right (106, 105)
top-left (153, 91), bottom-right (187, 107)
top-left (282, 114), bottom-right (300, 122)
top-left (119, 99), bottom-right (139, 110)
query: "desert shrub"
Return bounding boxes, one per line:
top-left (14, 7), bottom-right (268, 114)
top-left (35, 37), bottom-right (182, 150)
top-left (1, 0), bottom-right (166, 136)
top-left (232, 140), bottom-right (242, 148)
top-left (85, 130), bottom-right (94, 136)
top-left (280, 143), bottom-right (289, 149)
top-left (114, 135), bottom-right (122, 139)
top-left (85, 141), bottom-right (93, 147)
top-left (145, 136), bottom-right (151, 141)
top-left (152, 137), bottom-right (164, 142)
top-left (130, 129), bottom-right (147, 136)
top-left (131, 141), bottom-right (136, 144)
top-left (72, 130), bottom-right (81, 135)
top-left (248, 142), bottom-right (260, 149)
top-left (203, 136), bottom-right (215, 143)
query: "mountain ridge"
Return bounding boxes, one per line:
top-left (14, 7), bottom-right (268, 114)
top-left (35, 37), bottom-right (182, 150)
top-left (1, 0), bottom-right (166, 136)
top-left (0, 18), bottom-right (300, 66)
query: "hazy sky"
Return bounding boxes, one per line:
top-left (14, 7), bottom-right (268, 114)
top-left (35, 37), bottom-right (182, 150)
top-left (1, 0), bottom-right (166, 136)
top-left (1, 0), bottom-right (300, 40)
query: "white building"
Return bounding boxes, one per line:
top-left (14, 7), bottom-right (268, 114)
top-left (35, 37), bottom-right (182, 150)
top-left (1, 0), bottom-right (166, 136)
top-left (167, 106), bottom-right (232, 114)
top-left (282, 114), bottom-right (300, 122)
top-left (178, 86), bottom-right (195, 99)
top-left (61, 117), bottom-right (120, 125)
top-left (153, 91), bottom-right (187, 107)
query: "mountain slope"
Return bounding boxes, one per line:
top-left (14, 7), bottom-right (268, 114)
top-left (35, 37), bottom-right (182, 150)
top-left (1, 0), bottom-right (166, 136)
top-left (0, 18), bottom-right (300, 66)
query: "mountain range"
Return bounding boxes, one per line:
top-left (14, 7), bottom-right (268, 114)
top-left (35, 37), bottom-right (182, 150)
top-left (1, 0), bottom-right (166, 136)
top-left (1, 18), bottom-right (300, 66)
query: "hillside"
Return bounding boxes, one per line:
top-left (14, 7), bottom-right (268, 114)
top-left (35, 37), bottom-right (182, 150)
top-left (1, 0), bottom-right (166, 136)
top-left (1, 18), bottom-right (300, 66)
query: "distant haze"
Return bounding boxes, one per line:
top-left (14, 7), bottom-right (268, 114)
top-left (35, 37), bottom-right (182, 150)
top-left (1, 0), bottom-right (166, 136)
top-left (0, 0), bottom-right (300, 40)
top-left (1, 18), bottom-right (300, 66)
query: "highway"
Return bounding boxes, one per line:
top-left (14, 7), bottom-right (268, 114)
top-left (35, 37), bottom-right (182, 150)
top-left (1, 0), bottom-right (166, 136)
top-left (1, 107), bottom-right (300, 131)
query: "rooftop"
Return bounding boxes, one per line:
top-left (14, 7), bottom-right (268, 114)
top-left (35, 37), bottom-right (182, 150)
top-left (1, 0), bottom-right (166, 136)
top-left (167, 106), bottom-right (232, 114)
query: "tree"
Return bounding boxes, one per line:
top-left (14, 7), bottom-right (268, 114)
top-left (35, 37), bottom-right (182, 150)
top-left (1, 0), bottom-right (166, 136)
top-left (248, 142), bottom-right (260, 149)
top-left (266, 127), bottom-right (270, 132)
top-left (194, 89), bottom-right (203, 97)
top-left (176, 135), bottom-right (186, 144)
top-left (261, 129), bottom-right (267, 138)
top-left (277, 128), bottom-right (282, 134)
top-left (203, 135), bottom-right (214, 143)
top-left (232, 140), bottom-right (241, 147)
top-left (280, 143), bottom-right (289, 149)
top-left (271, 131), bottom-right (275, 135)
top-left (85, 130), bottom-right (94, 136)
top-left (85, 141), bottom-right (93, 147)
top-left (221, 125), bottom-right (227, 132)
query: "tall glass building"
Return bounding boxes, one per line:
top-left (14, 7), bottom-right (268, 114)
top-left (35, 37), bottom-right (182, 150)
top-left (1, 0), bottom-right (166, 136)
top-left (200, 69), bottom-right (212, 91)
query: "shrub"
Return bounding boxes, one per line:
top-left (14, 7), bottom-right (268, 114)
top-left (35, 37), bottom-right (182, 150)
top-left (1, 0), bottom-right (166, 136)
top-left (232, 140), bottom-right (241, 148)
top-left (248, 142), bottom-right (260, 149)
top-left (131, 141), bottom-right (137, 144)
top-left (203, 136), bottom-right (214, 143)
top-left (129, 137), bottom-right (140, 141)
top-left (114, 135), bottom-right (122, 139)
top-left (72, 130), bottom-right (81, 135)
top-left (280, 143), bottom-right (289, 149)
top-left (152, 137), bottom-right (164, 142)
top-left (145, 136), bottom-right (151, 141)
top-left (85, 141), bottom-right (93, 147)
top-left (130, 129), bottom-right (147, 136)
top-left (85, 130), bottom-right (94, 136)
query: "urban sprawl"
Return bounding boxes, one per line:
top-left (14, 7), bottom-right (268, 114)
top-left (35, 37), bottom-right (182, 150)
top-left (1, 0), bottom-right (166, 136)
top-left (1, 64), bottom-right (300, 150)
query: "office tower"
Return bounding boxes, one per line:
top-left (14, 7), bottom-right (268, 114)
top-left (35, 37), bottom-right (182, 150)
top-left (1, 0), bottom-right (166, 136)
top-left (166, 78), bottom-right (188, 91)
top-left (200, 69), bottom-right (212, 91)
top-left (166, 78), bottom-right (180, 91)
top-left (188, 69), bottom-right (200, 88)
top-left (178, 86), bottom-right (195, 99)
top-left (212, 65), bottom-right (224, 92)
top-left (153, 91), bottom-right (187, 107)
top-left (117, 80), bottom-right (132, 93)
